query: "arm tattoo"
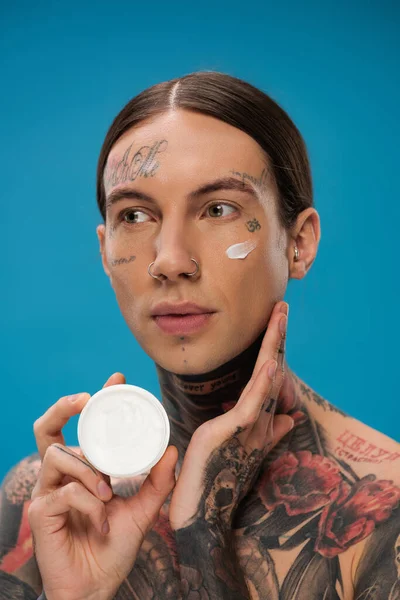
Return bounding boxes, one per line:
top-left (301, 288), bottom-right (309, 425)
top-left (173, 429), bottom-right (267, 599)
top-left (0, 455), bottom-right (42, 596)
top-left (353, 514), bottom-right (400, 599)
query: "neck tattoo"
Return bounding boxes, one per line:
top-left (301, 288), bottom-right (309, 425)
top-left (156, 329), bottom-right (298, 461)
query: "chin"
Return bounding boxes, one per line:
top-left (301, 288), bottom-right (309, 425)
top-left (133, 319), bottom-right (255, 375)
top-left (150, 344), bottom-right (239, 376)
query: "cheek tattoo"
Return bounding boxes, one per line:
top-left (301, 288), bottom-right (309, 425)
top-left (110, 255), bottom-right (136, 267)
top-left (104, 140), bottom-right (168, 191)
top-left (246, 218), bottom-right (261, 233)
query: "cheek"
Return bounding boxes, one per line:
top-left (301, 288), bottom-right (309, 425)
top-left (220, 240), bottom-right (287, 313)
top-left (105, 230), bottom-right (150, 289)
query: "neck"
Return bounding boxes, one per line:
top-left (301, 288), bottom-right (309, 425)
top-left (156, 328), bottom-right (301, 461)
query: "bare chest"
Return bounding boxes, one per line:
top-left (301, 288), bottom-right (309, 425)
top-left (110, 413), bottom-right (400, 600)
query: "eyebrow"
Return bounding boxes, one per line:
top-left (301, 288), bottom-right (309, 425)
top-left (105, 176), bottom-right (260, 211)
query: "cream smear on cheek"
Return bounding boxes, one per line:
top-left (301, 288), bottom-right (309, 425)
top-left (225, 240), bottom-right (257, 259)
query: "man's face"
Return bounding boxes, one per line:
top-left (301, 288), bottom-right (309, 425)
top-left (97, 110), bottom-right (290, 374)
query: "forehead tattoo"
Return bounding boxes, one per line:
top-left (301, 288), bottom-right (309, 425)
top-left (104, 140), bottom-right (168, 195)
top-left (230, 168), bottom-right (269, 193)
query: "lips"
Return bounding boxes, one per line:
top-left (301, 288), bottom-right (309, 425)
top-left (151, 301), bottom-right (215, 317)
top-left (153, 312), bottom-right (216, 335)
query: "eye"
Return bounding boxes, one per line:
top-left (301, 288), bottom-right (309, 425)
top-left (206, 203), bottom-right (237, 218)
top-left (120, 209), bottom-right (151, 225)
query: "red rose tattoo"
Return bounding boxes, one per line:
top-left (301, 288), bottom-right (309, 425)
top-left (315, 475), bottom-right (400, 557)
top-left (259, 451), bottom-right (342, 516)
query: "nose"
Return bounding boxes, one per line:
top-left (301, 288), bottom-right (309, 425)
top-left (150, 223), bottom-right (199, 282)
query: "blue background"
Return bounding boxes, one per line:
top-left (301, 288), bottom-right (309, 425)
top-left (1, 0), bottom-right (399, 480)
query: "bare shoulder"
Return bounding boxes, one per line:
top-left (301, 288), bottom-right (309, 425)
top-left (327, 416), bottom-right (400, 598)
top-left (296, 382), bottom-right (400, 598)
top-left (0, 453), bottom-right (42, 595)
top-left (296, 375), bottom-right (400, 481)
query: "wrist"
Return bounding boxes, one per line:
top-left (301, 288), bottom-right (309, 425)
top-left (42, 588), bottom-right (114, 600)
top-left (174, 519), bottom-right (249, 600)
top-left (174, 518), bottom-right (234, 561)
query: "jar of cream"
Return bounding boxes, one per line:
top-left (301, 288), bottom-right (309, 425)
top-left (77, 384), bottom-right (170, 478)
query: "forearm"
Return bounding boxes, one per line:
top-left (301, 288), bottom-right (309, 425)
top-left (37, 589), bottom-right (112, 600)
top-left (175, 520), bottom-right (250, 600)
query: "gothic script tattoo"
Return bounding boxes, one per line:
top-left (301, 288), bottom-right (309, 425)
top-left (110, 255), bottom-right (137, 267)
top-left (245, 218), bottom-right (261, 233)
top-left (104, 140), bottom-right (168, 193)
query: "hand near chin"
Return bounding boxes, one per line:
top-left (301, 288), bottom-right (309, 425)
top-left (169, 301), bottom-right (292, 533)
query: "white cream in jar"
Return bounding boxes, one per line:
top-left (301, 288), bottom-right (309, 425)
top-left (77, 384), bottom-right (170, 478)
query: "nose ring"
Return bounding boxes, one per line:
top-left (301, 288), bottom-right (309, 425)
top-left (148, 258), bottom-right (199, 280)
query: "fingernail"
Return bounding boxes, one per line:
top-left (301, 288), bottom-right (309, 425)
top-left (279, 315), bottom-right (287, 335)
top-left (268, 361), bottom-right (277, 378)
top-left (68, 393), bottom-right (82, 403)
top-left (102, 519), bottom-right (110, 535)
top-left (98, 480), bottom-right (111, 498)
top-left (280, 302), bottom-right (289, 315)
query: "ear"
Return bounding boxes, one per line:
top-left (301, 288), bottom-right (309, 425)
top-left (289, 208), bottom-right (321, 280)
top-left (96, 224), bottom-right (111, 279)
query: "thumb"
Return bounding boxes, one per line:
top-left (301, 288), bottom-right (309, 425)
top-left (128, 446), bottom-right (178, 531)
top-left (269, 414), bottom-right (294, 448)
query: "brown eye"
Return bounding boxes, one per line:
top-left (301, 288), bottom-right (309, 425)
top-left (207, 203), bottom-right (237, 218)
top-left (121, 210), bottom-right (150, 224)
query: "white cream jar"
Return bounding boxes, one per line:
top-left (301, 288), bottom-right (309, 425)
top-left (77, 384), bottom-right (170, 478)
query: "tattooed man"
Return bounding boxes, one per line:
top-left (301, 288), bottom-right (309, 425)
top-left (1, 72), bottom-right (399, 600)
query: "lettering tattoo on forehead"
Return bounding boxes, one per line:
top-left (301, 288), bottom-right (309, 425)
top-left (104, 140), bottom-right (168, 194)
top-left (230, 168), bottom-right (269, 193)
top-left (110, 255), bottom-right (136, 267)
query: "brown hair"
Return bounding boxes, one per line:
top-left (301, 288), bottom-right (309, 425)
top-left (96, 71), bottom-right (313, 229)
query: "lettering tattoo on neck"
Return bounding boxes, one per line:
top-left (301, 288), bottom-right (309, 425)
top-left (104, 140), bottom-right (168, 192)
top-left (110, 255), bottom-right (136, 267)
top-left (172, 370), bottom-right (241, 396)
